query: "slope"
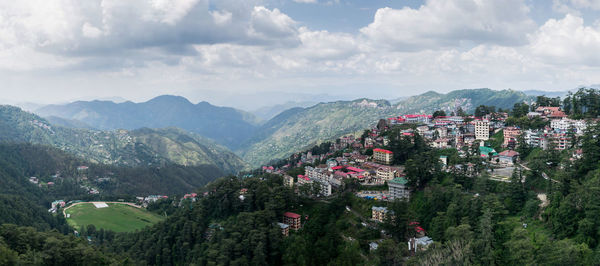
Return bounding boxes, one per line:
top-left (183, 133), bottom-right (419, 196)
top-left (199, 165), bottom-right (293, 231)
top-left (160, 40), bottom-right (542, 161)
top-left (396, 88), bottom-right (534, 114)
top-left (35, 95), bottom-right (261, 149)
top-left (238, 89), bottom-right (536, 166)
top-left (0, 105), bottom-right (247, 173)
top-left (238, 99), bottom-right (399, 166)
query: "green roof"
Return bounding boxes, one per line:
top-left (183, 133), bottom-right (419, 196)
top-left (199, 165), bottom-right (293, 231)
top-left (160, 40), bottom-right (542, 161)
top-left (389, 177), bottom-right (408, 185)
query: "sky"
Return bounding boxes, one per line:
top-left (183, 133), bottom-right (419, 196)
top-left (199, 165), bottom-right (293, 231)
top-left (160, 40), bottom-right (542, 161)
top-left (1, 0), bottom-right (600, 110)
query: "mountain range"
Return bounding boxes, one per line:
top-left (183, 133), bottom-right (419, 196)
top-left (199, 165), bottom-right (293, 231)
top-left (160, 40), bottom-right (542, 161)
top-left (36, 95), bottom-right (261, 150)
top-left (29, 88), bottom-right (535, 167)
top-left (0, 105), bottom-right (247, 173)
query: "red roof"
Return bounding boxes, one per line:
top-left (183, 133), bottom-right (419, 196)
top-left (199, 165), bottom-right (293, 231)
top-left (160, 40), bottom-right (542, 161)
top-left (284, 212), bottom-right (301, 219)
top-left (499, 150), bottom-right (519, 157)
top-left (373, 148), bottom-right (393, 154)
top-left (331, 166), bottom-right (344, 170)
top-left (346, 166), bottom-right (365, 172)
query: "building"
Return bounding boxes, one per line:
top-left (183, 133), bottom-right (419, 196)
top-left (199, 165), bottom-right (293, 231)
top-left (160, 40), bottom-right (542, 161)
top-left (551, 118), bottom-right (587, 134)
top-left (376, 166), bottom-right (399, 181)
top-left (408, 236), bottom-right (434, 255)
top-left (278, 222), bottom-right (290, 237)
top-left (283, 212), bottom-right (302, 230)
top-left (475, 119), bottom-right (490, 141)
top-left (283, 175), bottom-right (294, 188)
top-left (372, 206), bottom-right (390, 222)
top-left (503, 127), bottom-right (521, 147)
top-left (388, 177), bottom-right (410, 200)
top-left (498, 150), bottom-right (519, 166)
top-left (373, 148), bottom-right (394, 165)
top-left (431, 138), bottom-right (449, 149)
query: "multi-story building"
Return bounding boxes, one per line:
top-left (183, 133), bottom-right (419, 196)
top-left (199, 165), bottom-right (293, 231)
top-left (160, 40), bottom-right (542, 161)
top-left (373, 148), bottom-right (393, 165)
top-left (278, 222), bottom-right (290, 236)
top-left (475, 119), bottom-right (490, 141)
top-left (503, 126), bottom-right (521, 147)
top-left (388, 177), bottom-right (410, 200)
top-left (551, 118), bottom-right (587, 135)
top-left (283, 212), bottom-right (302, 230)
top-left (372, 206), bottom-right (391, 222)
top-left (376, 166), bottom-right (399, 181)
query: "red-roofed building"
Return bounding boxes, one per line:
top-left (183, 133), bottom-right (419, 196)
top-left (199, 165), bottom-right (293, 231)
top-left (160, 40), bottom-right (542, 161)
top-left (498, 150), bottom-right (520, 166)
top-left (373, 148), bottom-right (393, 165)
top-left (283, 212), bottom-right (302, 230)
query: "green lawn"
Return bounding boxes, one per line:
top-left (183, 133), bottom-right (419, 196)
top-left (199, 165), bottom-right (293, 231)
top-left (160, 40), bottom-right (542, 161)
top-left (65, 203), bottom-right (165, 232)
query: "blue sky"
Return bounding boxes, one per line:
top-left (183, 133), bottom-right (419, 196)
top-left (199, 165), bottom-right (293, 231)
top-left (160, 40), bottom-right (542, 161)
top-left (1, 0), bottom-right (600, 110)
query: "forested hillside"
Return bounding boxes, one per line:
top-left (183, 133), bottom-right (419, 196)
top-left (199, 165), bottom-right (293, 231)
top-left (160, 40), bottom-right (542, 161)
top-left (396, 88), bottom-right (534, 114)
top-left (238, 99), bottom-right (399, 166)
top-left (0, 105), bottom-right (246, 173)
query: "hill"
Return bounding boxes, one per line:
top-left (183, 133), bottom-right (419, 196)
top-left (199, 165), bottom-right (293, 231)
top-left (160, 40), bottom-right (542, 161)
top-left (0, 105), bottom-right (247, 173)
top-left (395, 88), bottom-right (535, 114)
top-left (238, 99), bottom-right (400, 166)
top-left (35, 95), bottom-right (261, 149)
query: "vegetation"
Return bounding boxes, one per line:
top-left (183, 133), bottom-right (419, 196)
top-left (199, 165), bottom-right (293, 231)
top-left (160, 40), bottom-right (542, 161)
top-left (0, 105), bottom-right (247, 173)
top-left (65, 203), bottom-right (164, 233)
top-left (36, 95), bottom-right (261, 150)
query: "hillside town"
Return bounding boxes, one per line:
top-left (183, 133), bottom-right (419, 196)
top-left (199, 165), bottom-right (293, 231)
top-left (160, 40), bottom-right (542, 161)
top-left (257, 104), bottom-right (592, 254)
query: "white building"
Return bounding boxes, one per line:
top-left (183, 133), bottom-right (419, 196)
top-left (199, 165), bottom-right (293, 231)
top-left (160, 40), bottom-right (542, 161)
top-left (475, 119), bottom-right (490, 141)
top-left (388, 177), bottom-right (410, 200)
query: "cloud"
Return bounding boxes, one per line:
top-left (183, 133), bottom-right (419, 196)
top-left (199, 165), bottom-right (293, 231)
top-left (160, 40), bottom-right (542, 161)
top-left (360, 0), bottom-right (536, 51)
top-left (293, 0), bottom-right (318, 3)
top-left (529, 14), bottom-right (600, 65)
top-left (247, 6), bottom-right (299, 45)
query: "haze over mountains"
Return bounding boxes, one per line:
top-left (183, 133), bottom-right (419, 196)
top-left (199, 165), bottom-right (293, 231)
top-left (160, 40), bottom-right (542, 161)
top-left (27, 88), bottom-right (536, 167)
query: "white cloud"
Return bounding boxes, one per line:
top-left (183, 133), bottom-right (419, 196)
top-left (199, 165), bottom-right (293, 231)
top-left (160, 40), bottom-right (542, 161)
top-left (82, 22), bottom-right (103, 38)
top-left (248, 6), bottom-right (299, 45)
top-left (360, 0), bottom-right (536, 50)
top-left (529, 14), bottom-right (600, 65)
top-left (293, 0), bottom-right (318, 3)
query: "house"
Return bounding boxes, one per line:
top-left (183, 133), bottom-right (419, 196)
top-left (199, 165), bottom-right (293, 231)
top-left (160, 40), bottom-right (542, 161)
top-left (376, 166), bottom-right (399, 181)
top-left (372, 206), bottom-right (391, 222)
top-left (283, 175), bottom-right (294, 187)
top-left (278, 222), bottom-right (290, 237)
top-left (369, 242), bottom-right (379, 251)
top-left (498, 150), bottom-right (519, 166)
top-left (408, 236), bottom-right (433, 255)
top-left (503, 127), bottom-right (521, 147)
top-left (297, 175), bottom-right (313, 185)
top-left (283, 212), bottom-right (302, 230)
top-left (373, 148), bottom-right (394, 165)
top-left (388, 177), bottom-right (410, 200)
top-left (431, 138), bottom-right (449, 149)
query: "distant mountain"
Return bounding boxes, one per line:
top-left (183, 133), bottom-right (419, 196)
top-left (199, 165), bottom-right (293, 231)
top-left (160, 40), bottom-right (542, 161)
top-left (238, 99), bottom-right (399, 166)
top-left (251, 101), bottom-right (318, 120)
top-left (35, 95), bottom-right (261, 150)
top-left (522, 90), bottom-right (571, 98)
top-left (395, 88), bottom-right (535, 113)
top-left (0, 105), bottom-right (247, 173)
top-left (45, 115), bottom-right (95, 129)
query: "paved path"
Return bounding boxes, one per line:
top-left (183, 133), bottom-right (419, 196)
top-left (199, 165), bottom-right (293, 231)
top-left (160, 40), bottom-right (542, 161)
top-left (62, 201), bottom-right (142, 217)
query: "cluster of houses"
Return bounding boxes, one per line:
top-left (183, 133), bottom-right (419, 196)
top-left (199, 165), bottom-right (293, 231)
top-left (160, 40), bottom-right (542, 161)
top-left (136, 195), bottom-right (169, 207)
top-left (389, 107), bottom-right (588, 154)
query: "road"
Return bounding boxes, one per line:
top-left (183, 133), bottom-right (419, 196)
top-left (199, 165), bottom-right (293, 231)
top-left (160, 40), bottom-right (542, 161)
top-left (519, 163), bottom-right (560, 183)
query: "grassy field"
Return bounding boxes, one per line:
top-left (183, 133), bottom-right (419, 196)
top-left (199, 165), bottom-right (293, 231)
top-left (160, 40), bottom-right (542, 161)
top-left (65, 203), bottom-right (165, 232)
